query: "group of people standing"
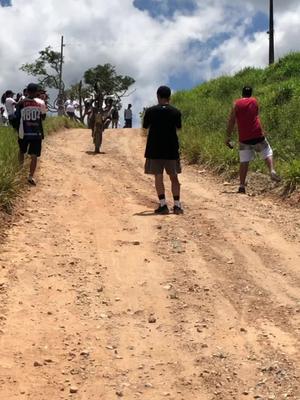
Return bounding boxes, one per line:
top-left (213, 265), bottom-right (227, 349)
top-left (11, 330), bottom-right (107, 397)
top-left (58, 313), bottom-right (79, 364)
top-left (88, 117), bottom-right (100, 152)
top-left (66, 96), bottom-right (133, 130)
top-left (1, 80), bottom-right (281, 214)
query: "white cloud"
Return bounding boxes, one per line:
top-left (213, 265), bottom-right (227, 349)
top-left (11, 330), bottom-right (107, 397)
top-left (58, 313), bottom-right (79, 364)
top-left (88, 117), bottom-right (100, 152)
top-left (0, 0), bottom-right (300, 124)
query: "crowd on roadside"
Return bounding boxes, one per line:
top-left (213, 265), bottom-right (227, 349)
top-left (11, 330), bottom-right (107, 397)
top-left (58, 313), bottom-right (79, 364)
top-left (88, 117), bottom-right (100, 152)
top-left (1, 87), bottom-right (48, 127)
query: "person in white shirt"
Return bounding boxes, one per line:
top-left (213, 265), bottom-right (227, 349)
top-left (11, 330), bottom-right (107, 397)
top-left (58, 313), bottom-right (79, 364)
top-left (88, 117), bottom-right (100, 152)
top-left (1, 90), bottom-right (16, 127)
top-left (124, 104), bottom-right (132, 128)
top-left (64, 98), bottom-right (78, 119)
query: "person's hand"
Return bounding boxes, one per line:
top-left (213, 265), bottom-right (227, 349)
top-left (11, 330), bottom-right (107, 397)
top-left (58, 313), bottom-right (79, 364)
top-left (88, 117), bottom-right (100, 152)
top-left (225, 138), bottom-right (234, 149)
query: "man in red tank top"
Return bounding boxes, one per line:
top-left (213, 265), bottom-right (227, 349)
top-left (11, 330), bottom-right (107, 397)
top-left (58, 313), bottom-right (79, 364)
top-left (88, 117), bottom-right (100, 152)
top-left (226, 86), bottom-right (280, 193)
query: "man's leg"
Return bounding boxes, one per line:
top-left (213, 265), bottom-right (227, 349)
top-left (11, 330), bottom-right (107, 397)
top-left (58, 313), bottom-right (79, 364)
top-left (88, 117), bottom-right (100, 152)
top-left (155, 174), bottom-right (165, 202)
top-left (169, 174), bottom-right (183, 214)
top-left (154, 174), bottom-right (169, 214)
top-left (264, 156), bottom-right (281, 182)
top-left (239, 162), bottom-right (249, 193)
top-left (29, 155), bottom-right (38, 177)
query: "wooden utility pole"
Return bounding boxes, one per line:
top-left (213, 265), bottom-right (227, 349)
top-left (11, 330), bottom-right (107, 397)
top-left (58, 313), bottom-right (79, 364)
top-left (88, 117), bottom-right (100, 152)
top-left (57, 35), bottom-right (65, 115)
top-left (268, 0), bottom-right (275, 65)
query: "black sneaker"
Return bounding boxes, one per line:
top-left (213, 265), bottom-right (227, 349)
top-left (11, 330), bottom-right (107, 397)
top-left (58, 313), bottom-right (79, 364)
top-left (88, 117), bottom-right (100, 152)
top-left (28, 177), bottom-right (37, 186)
top-left (238, 186), bottom-right (246, 194)
top-left (154, 205), bottom-right (169, 215)
top-left (173, 205), bottom-right (184, 215)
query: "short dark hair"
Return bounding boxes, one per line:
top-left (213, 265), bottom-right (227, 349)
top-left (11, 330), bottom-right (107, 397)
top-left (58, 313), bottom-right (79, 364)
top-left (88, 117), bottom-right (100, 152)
top-left (27, 83), bottom-right (39, 94)
top-left (242, 86), bottom-right (252, 97)
top-left (157, 86), bottom-right (171, 99)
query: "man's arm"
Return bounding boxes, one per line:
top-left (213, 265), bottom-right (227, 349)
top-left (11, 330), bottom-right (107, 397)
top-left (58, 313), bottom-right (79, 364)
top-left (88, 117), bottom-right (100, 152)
top-left (176, 110), bottom-right (182, 130)
top-left (225, 106), bottom-right (236, 147)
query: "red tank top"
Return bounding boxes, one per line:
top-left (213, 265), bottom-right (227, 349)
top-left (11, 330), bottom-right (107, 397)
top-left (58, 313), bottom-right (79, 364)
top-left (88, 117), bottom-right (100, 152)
top-left (235, 97), bottom-right (263, 142)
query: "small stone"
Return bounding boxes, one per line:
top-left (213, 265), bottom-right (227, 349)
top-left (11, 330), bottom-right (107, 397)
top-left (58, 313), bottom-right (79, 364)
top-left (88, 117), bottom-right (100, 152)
top-left (70, 386), bottom-right (78, 394)
top-left (80, 350), bottom-right (90, 357)
top-left (148, 315), bottom-right (157, 324)
top-left (133, 241), bottom-right (140, 245)
top-left (33, 361), bottom-right (43, 367)
top-left (116, 390), bottom-right (124, 397)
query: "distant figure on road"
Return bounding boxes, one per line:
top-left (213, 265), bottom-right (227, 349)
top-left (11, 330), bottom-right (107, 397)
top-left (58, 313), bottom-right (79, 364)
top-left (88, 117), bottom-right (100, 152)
top-left (111, 106), bottom-right (119, 128)
top-left (15, 83), bottom-right (47, 186)
top-left (226, 86), bottom-right (280, 194)
top-left (143, 85), bottom-right (183, 215)
top-left (65, 98), bottom-right (78, 119)
top-left (124, 104), bottom-right (132, 128)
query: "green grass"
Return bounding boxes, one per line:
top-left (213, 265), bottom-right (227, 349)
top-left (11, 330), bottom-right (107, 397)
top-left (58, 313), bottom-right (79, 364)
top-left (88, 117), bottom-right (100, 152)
top-left (0, 116), bottom-right (82, 211)
top-left (172, 52), bottom-right (300, 193)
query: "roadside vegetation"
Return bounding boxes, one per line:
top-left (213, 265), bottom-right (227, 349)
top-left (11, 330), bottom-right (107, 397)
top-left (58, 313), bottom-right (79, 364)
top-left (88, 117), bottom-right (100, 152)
top-left (173, 52), bottom-right (300, 194)
top-left (0, 116), bottom-right (82, 211)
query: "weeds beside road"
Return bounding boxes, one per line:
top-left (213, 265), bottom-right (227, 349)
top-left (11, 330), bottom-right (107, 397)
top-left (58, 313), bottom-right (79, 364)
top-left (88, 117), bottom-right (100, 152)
top-left (0, 117), bottom-right (82, 211)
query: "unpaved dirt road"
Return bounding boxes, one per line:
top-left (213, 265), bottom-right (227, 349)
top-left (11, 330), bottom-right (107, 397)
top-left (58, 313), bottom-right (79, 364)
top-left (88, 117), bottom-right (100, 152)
top-left (0, 128), bottom-right (300, 400)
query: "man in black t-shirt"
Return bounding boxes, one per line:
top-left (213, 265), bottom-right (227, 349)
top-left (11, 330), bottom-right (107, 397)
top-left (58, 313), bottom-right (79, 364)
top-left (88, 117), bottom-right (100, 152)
top-left (143, 86), bottom-right (183, 215)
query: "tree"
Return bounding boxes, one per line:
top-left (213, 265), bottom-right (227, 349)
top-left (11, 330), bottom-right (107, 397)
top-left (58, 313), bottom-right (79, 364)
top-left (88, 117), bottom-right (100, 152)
top-left (84, 63), bottom-right (135, 106)
top-left (20, 46), bottom-right (63, 90)
top-left (20, 46), bottom-right (64, 112)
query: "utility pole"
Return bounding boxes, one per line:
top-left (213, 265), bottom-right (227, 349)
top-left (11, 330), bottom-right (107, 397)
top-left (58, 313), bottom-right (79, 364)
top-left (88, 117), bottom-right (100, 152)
top-left (57, 35), bottom-right (65, 115)
top-left (268, 0), bottom-right (275, 65)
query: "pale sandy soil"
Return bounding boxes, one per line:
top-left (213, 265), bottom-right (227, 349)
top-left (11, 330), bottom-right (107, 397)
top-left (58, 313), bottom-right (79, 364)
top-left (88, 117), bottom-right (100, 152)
top-left (0, 128), bottom-right (299, 400)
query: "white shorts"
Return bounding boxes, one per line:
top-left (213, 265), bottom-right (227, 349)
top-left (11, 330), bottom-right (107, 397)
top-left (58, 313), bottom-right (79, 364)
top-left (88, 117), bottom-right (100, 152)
top-left (239, 138), bottom-right (273, 163)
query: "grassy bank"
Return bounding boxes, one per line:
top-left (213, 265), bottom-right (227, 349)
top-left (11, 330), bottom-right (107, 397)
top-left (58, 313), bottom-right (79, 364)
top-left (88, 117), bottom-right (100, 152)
top-left (173, 52), bottom-right (300, 193)
top-left (0, 116), bottom-right (82, 211)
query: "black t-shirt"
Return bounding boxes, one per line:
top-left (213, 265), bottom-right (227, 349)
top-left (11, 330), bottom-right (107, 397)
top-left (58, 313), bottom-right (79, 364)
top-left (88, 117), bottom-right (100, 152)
top-left (143, 104), bottom-right (182, 160)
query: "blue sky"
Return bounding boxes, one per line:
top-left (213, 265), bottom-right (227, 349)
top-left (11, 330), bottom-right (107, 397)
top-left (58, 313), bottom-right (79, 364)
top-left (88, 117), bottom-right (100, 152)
top-left (0, 0), bottom-right (11, 6)
top-left (133, 1), bottom-right (270, 90)
top-left (133, 0), bottom-right (197, 19)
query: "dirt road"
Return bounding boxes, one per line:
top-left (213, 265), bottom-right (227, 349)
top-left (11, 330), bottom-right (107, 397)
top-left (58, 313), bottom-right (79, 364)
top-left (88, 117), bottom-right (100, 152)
top-left (0, 128), bottom-right (299, 400)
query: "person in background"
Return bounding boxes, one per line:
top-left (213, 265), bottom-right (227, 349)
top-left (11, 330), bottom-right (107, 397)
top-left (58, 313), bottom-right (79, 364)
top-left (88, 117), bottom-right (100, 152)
top-left (1, 90), bottom-right (16, 127)
top-left (111, 106), bottom-right (119, 128)
top-left (19, 88), bottom-right (28, 102)
top-left (64, 97), bottom-right (78, 119)
top-left (226, 86), bottom-right (281, 194)
top-left (143, 85), bottom-right (183, 215)
top-left (124, 104), bottom-right (132, 128)
top-left (15, 83), bottom-right (47, 186)
top-left (0, 106), bottom-right (7, 126)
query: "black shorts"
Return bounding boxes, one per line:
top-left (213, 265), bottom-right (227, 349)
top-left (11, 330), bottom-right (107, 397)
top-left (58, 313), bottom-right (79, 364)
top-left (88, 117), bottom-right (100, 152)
top-left (18, 137), bottom-right (42, 157)
top-left (144, 159), bottom-right (182, 175)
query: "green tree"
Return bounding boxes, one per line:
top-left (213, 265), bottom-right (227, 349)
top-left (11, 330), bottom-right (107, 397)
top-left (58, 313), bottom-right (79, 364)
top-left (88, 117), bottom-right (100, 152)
top-left (84, 63), bottom-right (135, 106)
top-left (20, 46), bottom-right (63, 90)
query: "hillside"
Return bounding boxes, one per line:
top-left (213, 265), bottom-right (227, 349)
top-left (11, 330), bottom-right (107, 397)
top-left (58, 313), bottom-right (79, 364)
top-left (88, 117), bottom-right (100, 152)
top-left (173, 52), bottom-right (300, 193)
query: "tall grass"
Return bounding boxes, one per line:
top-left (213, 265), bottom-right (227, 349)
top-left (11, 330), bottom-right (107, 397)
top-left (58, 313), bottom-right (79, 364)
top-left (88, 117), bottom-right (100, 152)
top-left (0, 116), bottom-right (83, 211)
top-left (173, 52), bottom-right (300, 193)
